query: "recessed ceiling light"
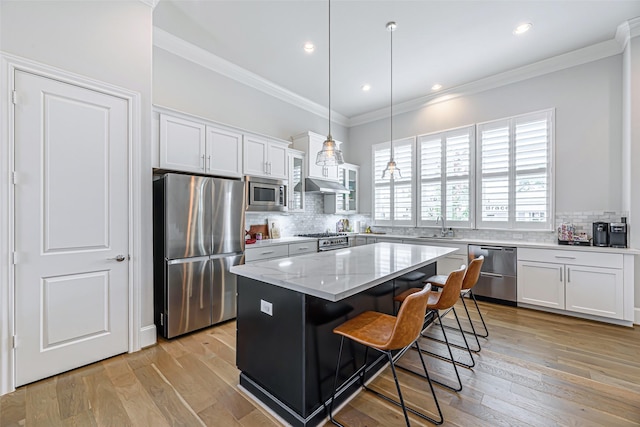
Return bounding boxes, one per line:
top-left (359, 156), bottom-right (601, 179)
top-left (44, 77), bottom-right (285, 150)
top-left (361, 84), bottom-right (371, 92)
top-left (513, 22), bottom-right (533, 35)
top-left (431, 84), bottom-right (442, 91)
top-left (303, 42), bottom-right (315, 53)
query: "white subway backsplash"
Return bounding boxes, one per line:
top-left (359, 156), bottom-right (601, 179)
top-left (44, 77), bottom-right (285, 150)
top-left (246, 203), bottom-right (627, 244)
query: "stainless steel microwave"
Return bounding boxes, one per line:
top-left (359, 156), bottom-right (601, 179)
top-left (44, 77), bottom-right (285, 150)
top-left (246, 176), bottom-right (287, 212)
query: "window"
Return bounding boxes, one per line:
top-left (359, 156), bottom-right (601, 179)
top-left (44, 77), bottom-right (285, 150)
top-left (372, 137), bottom-right (415, 226)
top-left (417, 126), bottom-right (474, 228)
top-left (476, 110), bottom-right (554, 230)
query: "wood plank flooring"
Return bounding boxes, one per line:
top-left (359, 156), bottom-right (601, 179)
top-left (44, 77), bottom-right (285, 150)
top-left (1, 302), bottom-right (639, 426)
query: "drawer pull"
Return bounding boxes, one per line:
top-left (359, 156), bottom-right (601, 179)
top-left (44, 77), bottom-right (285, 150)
top-left (560, 268), bottom-right (563, 282)
top-left (555, 256), bottom-right (576, 259)
top-left (481, 272), bottom-right (503, 278)
top-left (297, 247), bottom-right (309, 250)
top-left (567, 267), bottom-right (571, 283)
top-left (261, 251), bottom-right (275, 255)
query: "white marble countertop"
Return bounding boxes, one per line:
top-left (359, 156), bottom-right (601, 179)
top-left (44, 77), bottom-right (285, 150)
top-left (231, 242), bottom-right (458, 301)
top-left (355, 234), bottom-right (640, 255)
top-left (244, 236), bottom-right (317, 248)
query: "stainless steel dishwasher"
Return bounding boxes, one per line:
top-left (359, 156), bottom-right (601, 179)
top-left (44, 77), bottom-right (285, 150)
top-left (468, 245), bottom-right (517, 306)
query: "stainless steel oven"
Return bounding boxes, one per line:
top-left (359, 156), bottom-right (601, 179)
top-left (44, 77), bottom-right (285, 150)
top-left (246, 176), bottom-right (287, 212)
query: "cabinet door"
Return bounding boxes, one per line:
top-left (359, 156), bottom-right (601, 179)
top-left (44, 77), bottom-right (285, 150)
top-left (206, 126), bottom-right (242, 178)
top-left (347, 167), bottom-right (358, 213)
top-left (517, 261), bottom-right (564, 309)
top-left (244, 136), bottom-right (268, 176)
top-left (288, 152), bottom-right (305, 212)
top-left (160, 114), bottom-right (206, 173)
top-left (436, 255), bottom-right (467, 276)
top-left (354, 237), bottom-right (367, 246)
top-left (267, 142), bottom-right (288, 179)
top-left (565, 265), bottom-right (623, 319)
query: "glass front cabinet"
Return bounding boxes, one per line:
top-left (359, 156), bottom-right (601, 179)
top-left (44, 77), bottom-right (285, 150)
top-left (325, 163), bottom-right (359, 214)
top-left (288, 149), bottom-right (305, 212)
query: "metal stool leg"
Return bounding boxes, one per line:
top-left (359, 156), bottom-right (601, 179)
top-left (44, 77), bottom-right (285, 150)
top-left (329, 337), bottom-right (346, 427)
top-left (469, 290), bottom-right (489, 338)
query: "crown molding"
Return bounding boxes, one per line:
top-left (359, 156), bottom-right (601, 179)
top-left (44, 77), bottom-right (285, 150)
top-left (349, 37), bottom-right (624, 127)
top-left (153, 27), bottom-right (349, 127)
top-left (138, 0), bottom-right (159, 8)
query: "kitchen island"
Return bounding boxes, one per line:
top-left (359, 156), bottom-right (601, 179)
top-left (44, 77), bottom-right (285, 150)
top-left (230, 242), bottom-right (458, 427)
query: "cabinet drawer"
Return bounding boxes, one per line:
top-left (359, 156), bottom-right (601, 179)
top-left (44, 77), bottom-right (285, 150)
top-left (289, 242), bottom-right (317, 256)
top-left (518, 248), bottom-right (622, 269)
top-left (245, 244), bottom-right (289, 262)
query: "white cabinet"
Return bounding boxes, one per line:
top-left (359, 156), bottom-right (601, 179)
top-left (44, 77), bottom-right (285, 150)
top-left (325, 163), bottom-right (359, 214)
top-left (291, 131), bottom-right (341, 181)
top-left (408, 240), bottom-right (467, 275)
top-left (159, 113), bottom-right (242, 178)
top-left (288, 149), bottom-right (305, 212)
top-left (244, 134), bottom-right (288, 179)
top-left (517, 248), bottom-right (625, 320)
top-left (245, 240), bottom-right (317, 263)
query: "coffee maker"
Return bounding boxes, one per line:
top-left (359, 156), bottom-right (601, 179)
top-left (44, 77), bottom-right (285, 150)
top-left (592, 222), bottom-right (609, 247)
top-left (609, 219), bottom-right (628, 248)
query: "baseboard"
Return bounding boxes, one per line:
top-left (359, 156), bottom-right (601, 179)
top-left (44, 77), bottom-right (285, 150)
top-left (635, 307), bottom-right (640, 325)
top-left (139, 324), bottom-right (157, 348)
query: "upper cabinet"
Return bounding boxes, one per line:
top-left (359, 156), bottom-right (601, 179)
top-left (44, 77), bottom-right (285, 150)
top-left (324, 163), bottom-right (359, 214)
top-left (288, 149), bottom-right (305, 212)
top-left (158, 112), bottom-right (242, 178)
top-left (243, 134), bottom-right (288, 180)
top-left (291, 131), bottom-right (340, 181)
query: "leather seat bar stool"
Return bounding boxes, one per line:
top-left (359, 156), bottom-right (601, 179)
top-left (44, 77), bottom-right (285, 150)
top-left (426, 256), bottom-right (486, 354)
top-left (329, 284), bottom-right (443, 426)
top-left (394, 265), bottom-right (469, 392)
top-left (393, 271), bottom-right (426, 314)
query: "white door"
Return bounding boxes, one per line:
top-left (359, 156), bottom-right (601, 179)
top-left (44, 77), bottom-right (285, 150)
top-left (13, 70), bottom-right (129, 386)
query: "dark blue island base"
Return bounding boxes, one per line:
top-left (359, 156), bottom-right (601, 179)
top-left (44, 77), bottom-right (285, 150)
top-left (236, 262), bottom-right (436, 427)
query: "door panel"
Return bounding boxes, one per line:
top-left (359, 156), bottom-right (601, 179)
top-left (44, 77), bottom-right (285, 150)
top-left (14, 70), bottom-right (129, 386)
top-left (166, 258), bottom-right (212, 338)
top-left (212, 254), bottom-right (243, 323)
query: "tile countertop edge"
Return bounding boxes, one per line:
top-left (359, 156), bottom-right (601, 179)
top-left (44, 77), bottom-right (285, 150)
top-left (232, 243), bottom-right (458, 302)
top-left (356, 234), bottom-right (640, 255)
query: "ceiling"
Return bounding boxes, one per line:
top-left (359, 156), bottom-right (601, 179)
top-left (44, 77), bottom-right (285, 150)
top-left (153, 1), bottom-right (640, 121)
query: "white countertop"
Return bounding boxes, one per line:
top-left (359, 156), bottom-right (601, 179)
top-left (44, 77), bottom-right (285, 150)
top-left (356, 234), bottom-right (640, 255)
top-left (231, 242), bottom-right (458, 302)
top-left (244, 236), bottom-right (317, 248)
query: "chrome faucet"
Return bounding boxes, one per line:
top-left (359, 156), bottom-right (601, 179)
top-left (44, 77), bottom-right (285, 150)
top-left (436, 215), bottom-right (446, 237)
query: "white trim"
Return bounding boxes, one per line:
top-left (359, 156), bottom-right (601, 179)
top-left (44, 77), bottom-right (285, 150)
top-left (0, 52), bottom-right (144, 396)
top-left (153, 27), bottom-right (349, 127)
top-left (138, 0), bottom-right (159, 9)
top-left (634, 307), bottom-right (640, 325)
top-left (139, 324), bottom-right (157, 348)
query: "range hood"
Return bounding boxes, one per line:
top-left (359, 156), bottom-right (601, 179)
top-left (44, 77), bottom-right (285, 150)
top-left (305, 178), bottom-right (350, 194)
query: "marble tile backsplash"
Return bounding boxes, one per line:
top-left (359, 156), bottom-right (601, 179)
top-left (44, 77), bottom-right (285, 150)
top-left (246, 198), bottom-right (627, 244)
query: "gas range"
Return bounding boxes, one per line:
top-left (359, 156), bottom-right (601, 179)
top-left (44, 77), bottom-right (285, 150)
top-left (297, 233), bottom-right (350, 251)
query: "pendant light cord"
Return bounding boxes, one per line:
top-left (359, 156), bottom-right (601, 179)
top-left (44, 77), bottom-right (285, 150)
top-left (328, 0), bottom-right (332, 139)
top-left (390, 22), bottom-right (393, 161)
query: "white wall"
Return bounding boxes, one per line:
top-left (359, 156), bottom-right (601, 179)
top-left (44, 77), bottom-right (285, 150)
top-left (153, 47), bottom-right (349, 158)
top-left (0, 0), bottom-right (154, 340)
top-left (347, 55), bottom-right (624, 215)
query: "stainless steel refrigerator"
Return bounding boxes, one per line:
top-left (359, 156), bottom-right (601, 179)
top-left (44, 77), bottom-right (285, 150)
top-left (153, 173), bottom-right (245, 339)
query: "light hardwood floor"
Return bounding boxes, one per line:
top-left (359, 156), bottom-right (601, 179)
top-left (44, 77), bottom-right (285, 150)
top-left (1, 301), bottom-right (639, 426)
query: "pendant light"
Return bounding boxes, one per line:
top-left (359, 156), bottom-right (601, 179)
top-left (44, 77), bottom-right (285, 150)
top-left (316, 0), bottom-right (344, 167)
top-left (382, 21), bottom-right (401, 179)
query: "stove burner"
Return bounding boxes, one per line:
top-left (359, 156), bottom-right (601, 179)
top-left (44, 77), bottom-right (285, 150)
top-left (297, 232), bottom-right (347, 238)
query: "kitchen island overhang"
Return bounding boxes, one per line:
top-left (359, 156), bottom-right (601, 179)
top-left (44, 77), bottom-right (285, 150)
top-left (231, 243), bottom-right (459, 427)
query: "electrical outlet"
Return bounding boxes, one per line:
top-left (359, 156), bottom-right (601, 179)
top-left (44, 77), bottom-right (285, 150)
top-left (513, 233), bottom-right (523, 239)
top-left (260, 299), bottom-right (273, 316)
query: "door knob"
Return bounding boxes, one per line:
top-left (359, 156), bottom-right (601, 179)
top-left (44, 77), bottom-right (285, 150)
top-left (109, 254), bottom-right (126, 262)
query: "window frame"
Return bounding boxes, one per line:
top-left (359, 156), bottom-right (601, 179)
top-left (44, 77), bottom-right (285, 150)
top-left (371, 136), bottom-right (416, 227)
top-left (417, 125), bottom-right (475, 229)
top-left (475, 109), bottom-right (555, 231)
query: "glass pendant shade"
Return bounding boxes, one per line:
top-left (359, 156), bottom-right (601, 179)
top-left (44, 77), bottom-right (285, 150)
top-left (316, 135), bottom-right (344, 166)
top-left (382, 158), bottom-right (401, 179)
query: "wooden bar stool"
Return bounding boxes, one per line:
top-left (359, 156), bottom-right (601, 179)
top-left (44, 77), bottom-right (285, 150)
top-left (328, 284), bottom-right (443, 426)
top-left (425, 256), bottom-right (486, 353)
top-left (394, 265), bottom-right (469, 391)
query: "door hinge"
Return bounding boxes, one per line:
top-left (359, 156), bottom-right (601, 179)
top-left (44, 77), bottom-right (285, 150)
top-left (12, 171), bottom-right (18, 185)
top-left (11, 90), bottom-right (17, 105)
top-left (12, 335), bottom-right (17, 349)
top-left (11, 251), bottom-right (18, 265)
top-left (160, 313), bottom-right (164, 326)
